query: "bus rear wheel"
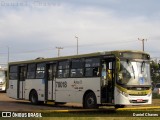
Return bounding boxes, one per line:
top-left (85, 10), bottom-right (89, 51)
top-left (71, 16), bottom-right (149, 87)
top-left (83, 92), bottom-right (98, 109)
top-left (30, 90), bottom-right (38, 105)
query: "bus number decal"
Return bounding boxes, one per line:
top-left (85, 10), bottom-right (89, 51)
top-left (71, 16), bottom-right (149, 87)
top-left (56, 81), bottom-right (67, 88)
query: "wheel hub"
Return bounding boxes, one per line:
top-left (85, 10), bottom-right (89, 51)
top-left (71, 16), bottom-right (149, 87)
top-left (87, 97), bottom-right (94, 105)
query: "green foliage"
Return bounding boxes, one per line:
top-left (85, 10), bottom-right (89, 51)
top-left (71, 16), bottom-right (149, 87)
top-left (152, 93), bottom-right (160, 99)
top-left (150, 61), bottom-right (160, 84)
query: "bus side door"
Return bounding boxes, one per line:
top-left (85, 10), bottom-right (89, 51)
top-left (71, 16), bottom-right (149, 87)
top-left (101, 57), bottom-right (115, 104)
top-left (18, 66), bottom-right (26, 99)
top-left (45, 63), bottom-right (56, 101)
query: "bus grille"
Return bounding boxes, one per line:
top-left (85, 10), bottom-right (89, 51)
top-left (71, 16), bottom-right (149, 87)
top-left (129, 100), bottom-right (148, 103)
top-left (0, 82), bottom-right (3, 85)
top-left (129, 94), bottom-right (147, 96)
top-left (127, 87), bottom-right (150, 90)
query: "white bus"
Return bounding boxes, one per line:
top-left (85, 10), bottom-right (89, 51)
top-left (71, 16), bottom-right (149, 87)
top-left (0, 68), bottom-right (7, 92)
top-left (7, 50), bottom-right (152, 108)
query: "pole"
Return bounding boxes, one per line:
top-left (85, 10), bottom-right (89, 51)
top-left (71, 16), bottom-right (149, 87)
top-left (56, 47), bottom-right (63, 57)
top-left (75, 36), bottom-right (78, 55)
top-left (138, 38), bottom-right (147, 51)
top-left (7, 46), bottom-right (9, 64)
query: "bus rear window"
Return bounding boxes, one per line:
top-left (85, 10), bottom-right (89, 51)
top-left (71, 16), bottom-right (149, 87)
top-left (9, 66), bottom-right (18, 80)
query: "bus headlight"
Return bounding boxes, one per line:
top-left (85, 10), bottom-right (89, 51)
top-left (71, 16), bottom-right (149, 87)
top-left (0, 78), bottom-right (5, 84)
top-left (117, 89), bottom-right (128, 97)
top-left (122, 92), bottom-right (129, 97)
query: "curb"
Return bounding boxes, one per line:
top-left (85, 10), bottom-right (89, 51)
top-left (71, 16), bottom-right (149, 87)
top-left (34, 106), bottom-right (160, 113)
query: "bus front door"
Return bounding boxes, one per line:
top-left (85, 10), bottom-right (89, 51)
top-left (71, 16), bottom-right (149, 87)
top-left (101, 58), bottom-right (115, 104)
top-left (18, 66), bottom-right (26, 99)
top-left (45, 63), bottom-right (56, 101)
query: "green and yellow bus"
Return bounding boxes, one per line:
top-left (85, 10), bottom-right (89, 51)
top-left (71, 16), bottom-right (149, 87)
top-left (7, 50), bottom-right (152, 108)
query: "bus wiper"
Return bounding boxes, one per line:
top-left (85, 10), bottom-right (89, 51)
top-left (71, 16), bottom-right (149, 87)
top-left (127, 59), bottom-right (135, 79)
top-left (141, 61), bottom-right (145, 73)
top-left (132, 65), bottom-right (135, 79)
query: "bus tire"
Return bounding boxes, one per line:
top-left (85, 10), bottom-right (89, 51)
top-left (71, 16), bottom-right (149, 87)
top-left (83, 92), bottom-right (98, 109)
top-left (30, 90), bottom-right (39, 105)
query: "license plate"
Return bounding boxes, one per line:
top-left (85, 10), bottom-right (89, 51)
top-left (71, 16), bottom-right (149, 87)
top-left (137, 99), bottom-right (143, 102)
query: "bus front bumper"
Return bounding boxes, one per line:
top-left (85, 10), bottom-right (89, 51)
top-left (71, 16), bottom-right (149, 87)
top-left (0, 86), bottom-right (6, 91)
top-left (115, 93), bottom-right (152, 105)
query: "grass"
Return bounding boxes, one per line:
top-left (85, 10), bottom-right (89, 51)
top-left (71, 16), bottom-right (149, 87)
top-left (2, 109), bottom-right (160, 120)
top-left (2, 95), bottom-right (160, 120)
top-left (152, 93), bottom-right (160, 99)
top-left (2, 116), bottom-right (160, 120)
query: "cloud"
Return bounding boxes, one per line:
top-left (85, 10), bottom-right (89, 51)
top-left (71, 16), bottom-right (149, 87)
top-left (0, 0), bottom-right (160, 63)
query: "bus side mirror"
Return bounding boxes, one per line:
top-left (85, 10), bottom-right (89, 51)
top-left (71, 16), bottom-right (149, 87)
top-left (109, 62), bottom-right (113, 69)
top-left (5, 71), bottom-right (7, 77)
top-left (116, 58), bottom-right (120, 72)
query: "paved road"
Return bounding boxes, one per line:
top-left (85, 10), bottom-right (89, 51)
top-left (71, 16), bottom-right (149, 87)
top-left (1, 92), bottom-right (160, 112)
top-left (0, 92), bottom-right (82, 111)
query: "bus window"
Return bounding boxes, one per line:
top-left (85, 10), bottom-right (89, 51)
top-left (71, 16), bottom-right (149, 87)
top-left (101, 63), bottom-right (107, 80)
top-left (27, 64), bottom-right (36, 79)
top-left (101, 61), bottom-right (113, 86)
top-left (36, 63), bottom-right (45, 79)
top-left (85, 58), bottom-right (100, 77)
top-left (58, 61), bottom-right (70, 78)
top-left (9, 66), bottom-right (18, 80)
top-left (48, 65), bottom-right (53, 80)
top-left (48, 64), bottom-right (57, 80)
top-left (70, 59), bottom-right (83, 78)
top-left (20, 66), bottom-right (26, 81)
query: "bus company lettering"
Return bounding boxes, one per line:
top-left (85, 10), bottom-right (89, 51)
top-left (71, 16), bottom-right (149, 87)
top-left (74, 80), bottom-right (82, 84)
top-left (56, 81), bottom-right (67, 88)
top-left (73, 80), bottom-right (83, 90)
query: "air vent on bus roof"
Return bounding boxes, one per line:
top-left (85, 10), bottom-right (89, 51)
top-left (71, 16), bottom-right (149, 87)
top-left (36, 57), bottom-right (44, 60)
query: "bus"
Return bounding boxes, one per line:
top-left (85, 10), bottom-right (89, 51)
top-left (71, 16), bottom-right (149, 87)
top-left (7, 50), bottom-right (152, 109)
top-left (0, 68), bottom-right (7, 92)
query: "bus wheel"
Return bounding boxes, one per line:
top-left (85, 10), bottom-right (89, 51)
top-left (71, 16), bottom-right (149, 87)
top-left (30, 90), bottom-right (38, 105)
top-left (83, 92), bottom-right (98, 109)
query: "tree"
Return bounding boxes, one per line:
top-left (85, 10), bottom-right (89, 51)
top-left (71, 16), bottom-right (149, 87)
top-left (150, 60), bottom-right (160, 84)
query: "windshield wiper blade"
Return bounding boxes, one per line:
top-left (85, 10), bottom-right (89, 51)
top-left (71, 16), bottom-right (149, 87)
top-left (141, 61), bottom-right (145, 73)
top-left (132, 65), bottom-right (135, 79)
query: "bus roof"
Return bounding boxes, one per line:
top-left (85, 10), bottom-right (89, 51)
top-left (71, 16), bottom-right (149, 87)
top-left (9, 50), bottom-right (149, 65)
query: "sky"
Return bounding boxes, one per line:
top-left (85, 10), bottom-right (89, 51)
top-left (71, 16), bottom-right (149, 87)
top-left (0, 0), bottom-right (160, 65)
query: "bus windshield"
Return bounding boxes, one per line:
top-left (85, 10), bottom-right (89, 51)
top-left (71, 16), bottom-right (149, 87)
top-left (0, 71), bottom-right (5, 77)
top-left (117, 60), bottom-right (151, 86)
